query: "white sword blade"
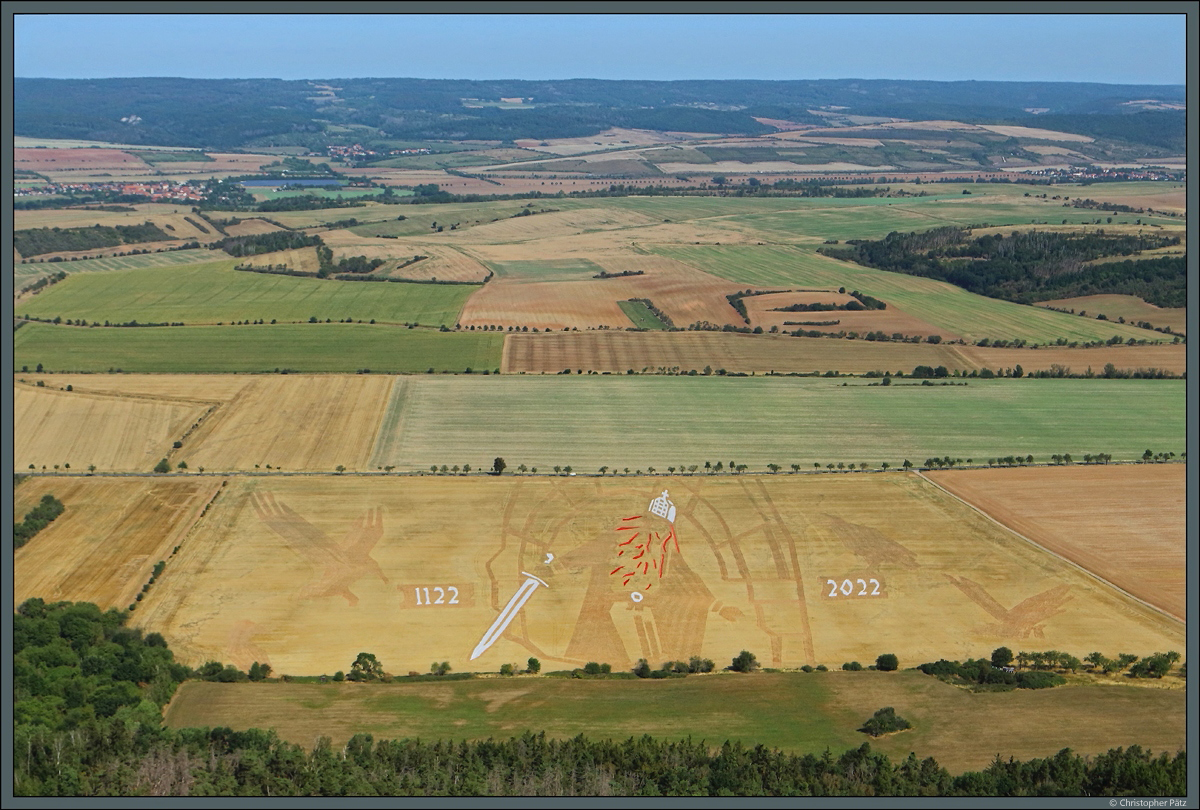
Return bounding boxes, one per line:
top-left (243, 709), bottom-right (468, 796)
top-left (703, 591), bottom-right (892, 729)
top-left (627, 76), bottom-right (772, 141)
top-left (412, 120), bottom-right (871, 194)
top-left (470, 573), bottom-right (547, 660)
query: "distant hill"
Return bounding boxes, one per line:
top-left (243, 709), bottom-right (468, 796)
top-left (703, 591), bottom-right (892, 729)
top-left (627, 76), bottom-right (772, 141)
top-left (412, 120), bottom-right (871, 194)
top-left (13, 77), bottom-right (1185, 151)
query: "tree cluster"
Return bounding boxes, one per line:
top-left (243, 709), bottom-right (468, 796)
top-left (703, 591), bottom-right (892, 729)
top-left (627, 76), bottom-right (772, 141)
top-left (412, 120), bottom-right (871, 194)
top-left (13, 493), bottom-right (65, 548)
top-left (15, 222), bottom-right (173, 258)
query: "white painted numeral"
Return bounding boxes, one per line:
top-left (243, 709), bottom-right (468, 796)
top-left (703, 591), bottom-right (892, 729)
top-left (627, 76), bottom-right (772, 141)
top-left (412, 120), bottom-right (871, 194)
top-left (824, 577), bottom-right (883, 597)
top-left (827, 579), bottom-right (838, 598)
top-left (433, 587), bottom-right (445, 605)
top-left (870, 578), bottom-right (881, 596)
top-left (857, 578), bottom-right (867, 596)
top-left (448, 586), bottom-right (460, 604)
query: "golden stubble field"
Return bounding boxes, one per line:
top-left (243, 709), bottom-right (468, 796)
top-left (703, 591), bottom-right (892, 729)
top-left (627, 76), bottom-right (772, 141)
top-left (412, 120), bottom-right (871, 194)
top-left (122, 473), bottom-right (1182, 676)
top-left (924, 464), bottom-right (1185, 620)
top-left (14, 476), bottom-right (218, 610)
top-left (14, 380), bottom-right (213, 472)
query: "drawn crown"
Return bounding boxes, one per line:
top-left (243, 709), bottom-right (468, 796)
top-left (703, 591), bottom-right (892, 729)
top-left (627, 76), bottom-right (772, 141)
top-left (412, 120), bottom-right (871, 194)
top-left (649, 490), bottom-right (676, 523)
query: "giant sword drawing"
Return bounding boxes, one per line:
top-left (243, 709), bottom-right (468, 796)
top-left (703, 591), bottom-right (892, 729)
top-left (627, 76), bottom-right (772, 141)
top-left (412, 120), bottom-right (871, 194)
top-left (470, 571), bottom-right (549, 660)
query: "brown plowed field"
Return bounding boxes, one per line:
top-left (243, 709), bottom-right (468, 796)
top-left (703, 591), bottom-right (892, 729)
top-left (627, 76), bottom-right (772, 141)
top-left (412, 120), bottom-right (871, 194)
top-left (15, 382), bottom-right (210, 472)
top-left (126, 473), bottom-right (1181, 674)
top-left (460, 256), bottom-right (746, 330)
top-left (961, 343), bottom-right (1187, 375)
top-left (925, 464), bottom-right (1185, 620)
top-left (1036, 294), bottom-right (1187, 336)
top-left (502, 331), bottom-right (972, 374)
top-left (179, 375), bottom-right (395, 472)
top-left (13, 477), bottom-right (217, 610)
top-left (15, 147), bottom-right (150, 172)
top-left (744, 295), bottom-right (957, 339)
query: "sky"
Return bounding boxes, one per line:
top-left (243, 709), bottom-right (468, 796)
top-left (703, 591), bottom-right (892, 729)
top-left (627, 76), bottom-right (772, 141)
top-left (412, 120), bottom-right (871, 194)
top-left (11, 12), bottom-right (1188, 85)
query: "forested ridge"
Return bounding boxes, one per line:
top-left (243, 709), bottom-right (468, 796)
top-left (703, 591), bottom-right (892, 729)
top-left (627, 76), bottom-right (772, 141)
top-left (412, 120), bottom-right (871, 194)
top-left (11, 598), bottom-right (1186, 797)
top-left (821, 227), bottom-right (1186, 308)
top-left (14, 77), bottom-right (1184, 150)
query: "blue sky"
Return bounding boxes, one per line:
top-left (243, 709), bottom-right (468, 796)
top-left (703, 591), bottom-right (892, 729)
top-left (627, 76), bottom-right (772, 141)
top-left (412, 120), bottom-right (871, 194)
top-left (12, 13), bottom-right (1187, 85)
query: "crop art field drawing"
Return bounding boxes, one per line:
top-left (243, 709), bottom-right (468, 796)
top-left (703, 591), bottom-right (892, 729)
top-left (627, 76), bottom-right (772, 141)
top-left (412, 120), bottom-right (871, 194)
top-left (10, 11), bottom-right (1189, 798)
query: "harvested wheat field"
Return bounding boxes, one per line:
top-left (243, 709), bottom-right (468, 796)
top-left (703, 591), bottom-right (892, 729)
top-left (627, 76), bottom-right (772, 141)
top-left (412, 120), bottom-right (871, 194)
top-left (13, 477), bottom-right (218, 610)
top-left (17, 373), bottom-right (252, 402)
top-left (502, 331), bottom-right (975, 374)
top-left (129, 473), bottom-right (1182, 675)
top-left (1035, 294), bottom-right (1187, 336)
top-left (15, 381), bottom-right (212, 472)
top-left (14, 147), bottom-right (150, 172)
top-left (459, 256), bottom-right (747, 330)
top-left (743, 293), bottom-right (959, 339)
top-left (923, 464), bottom-right (1185, 620)
top-left (179, 375), bottom-right (395, 472)
top-left (961, 343), bottom-right (1188, 375)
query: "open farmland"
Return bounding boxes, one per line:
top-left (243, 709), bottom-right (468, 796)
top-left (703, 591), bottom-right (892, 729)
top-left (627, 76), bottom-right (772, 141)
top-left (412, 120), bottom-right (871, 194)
top-left (18, 260), bottom-right (478, 326)
top-left (367, 376), bottom-right (1184, 471)
top-left (166, 671), bottom-right (1184, 775)
top-left (924, 464), bottom-right (1186, 620)
top-left (1035, 294), bottom-right (1187, 335)
top-left (15, 380), bottom-right (213, 472)
top-left (14, 248), bottom-right (218, 289)
top-left (125, 473), bottom-right (1182, 679)
top-left (458, 256), bottom-right (746, 330)
top-left (221, 218), bottom-right (288, 237)
top-left (13, 322), bottom-right (504, 374)
top-left (13, 477), bottom-right (217, 610)
top-left (179, 375), bottom-right (395, 473)
top-left (655, 245), bottom-right (1166, 345)
top-left (500, 331), bottom-right (1187, 376)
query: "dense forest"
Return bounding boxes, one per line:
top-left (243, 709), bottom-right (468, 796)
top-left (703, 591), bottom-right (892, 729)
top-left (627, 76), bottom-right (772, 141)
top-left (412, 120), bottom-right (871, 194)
top-left (14, 77), bottom-right (1184, 150)
top-left (11, 598), bottom-right (1186, 797)
top-left (821, 227), bottom-right (1186, 308)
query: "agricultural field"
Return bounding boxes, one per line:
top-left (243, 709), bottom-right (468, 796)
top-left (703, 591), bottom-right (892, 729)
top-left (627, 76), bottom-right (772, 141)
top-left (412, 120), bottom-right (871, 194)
top-left (122, 473), bottom-right (1182, 679)
top-left (499, 331), bottom-right (1188, 376)
top-left (13, 323), bottom-right (504, 374)
top-left (179, 375), bottom-right (395, 473)
top-left (366, 376), bottom-right (1184, 472)
top-left (17, 260), bottom-right (478, 326)
top-left (220, 218), bottom-right (288, 237)
top-left (14, 379), bottom-right (213, 472)
top-left (1035, 294), bottom-right (1187, 335)
top-left (165, 671), bottom-right (1185, 775)
top-left (655, 245), bottom-right (1167, 345)
top-left (924, 464), bottom-right (1186, 620)
top-left (13, 476), bottom-right (217, 610)
top-left (14, 248), bottom-right (218, 289)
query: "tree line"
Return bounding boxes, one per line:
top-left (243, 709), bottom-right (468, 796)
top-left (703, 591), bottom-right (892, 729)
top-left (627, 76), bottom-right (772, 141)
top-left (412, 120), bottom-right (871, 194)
top-left (14, 222), bottom-right (173, 258)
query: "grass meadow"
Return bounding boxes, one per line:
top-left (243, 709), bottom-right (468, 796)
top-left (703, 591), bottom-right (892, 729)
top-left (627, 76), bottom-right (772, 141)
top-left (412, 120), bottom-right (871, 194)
top-left (18, 260), bottom-right (478, 326)
top-left (366, 375), bottom-right (1184, 471)
top-left (164, 672), bottom-right (1184, 775)
top-left (13, 322), bottom-right (504, 374)
top-left (618, 300), bottom-right (671, 329)
top-left (15, 249), bottom-right (219, 285)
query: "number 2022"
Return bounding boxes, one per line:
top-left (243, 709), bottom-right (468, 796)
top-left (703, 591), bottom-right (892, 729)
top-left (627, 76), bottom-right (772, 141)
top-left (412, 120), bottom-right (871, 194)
top-left (826, 578), bottom-right (881, 598)
top-left (413, 586), bottom-right (460, 605)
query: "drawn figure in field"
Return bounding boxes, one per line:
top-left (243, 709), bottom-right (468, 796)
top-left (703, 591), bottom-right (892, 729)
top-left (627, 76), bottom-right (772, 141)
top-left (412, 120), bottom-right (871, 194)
top-left (946, 575), bottom-right (1072, 639)
top-left (552, 490), bottom-right (713, 667)
top-left (252, 491), bottom-right (388, 606)
top-left (824, 514), bottom-right (918, 570)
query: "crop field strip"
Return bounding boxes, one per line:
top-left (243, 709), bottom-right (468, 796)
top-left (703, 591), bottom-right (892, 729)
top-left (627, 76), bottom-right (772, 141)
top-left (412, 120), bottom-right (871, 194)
top-left (365, 376), bottom-right (1184, 472)
top-left (14, 248), bottom-right (220, 288)
top-left (499, 331), bottom-right (1187, 376)
top-left (925, 465), bottom-right (1185, 620)
top-left (105, 472), bottom-right (1184, 680)
top-left (1035, 294), bottom-right (1187, 336)
top-left (18, 259), bottom-right (479, 327)
top-left (13, 322), bottom-right (505, 374)
top-left (164, 671), bottom-right (1183, 775)
top-left (653, 245), bottom-right (1166, 345)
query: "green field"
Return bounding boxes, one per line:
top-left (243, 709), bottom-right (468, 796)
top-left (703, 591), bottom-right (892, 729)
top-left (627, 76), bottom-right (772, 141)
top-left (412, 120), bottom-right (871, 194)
top-left (488, 258), bottom-right (606, 280)
top-left (656, 245), bottom-right (1164, 345)
top-left (164, 672), bottom-right (1185, 775)
top-left (366, 375), bottom-right (1184, 471)
top-left (349, 200), bottom-right (559, 238)
top-left (14, 248), bottom-right (220, 285)
top-left (13, 322), bottom-right (504, 374)
top-left (18, 261), bottom-right (478, 326)
top-left (618, 299), bottom-right (671, 329)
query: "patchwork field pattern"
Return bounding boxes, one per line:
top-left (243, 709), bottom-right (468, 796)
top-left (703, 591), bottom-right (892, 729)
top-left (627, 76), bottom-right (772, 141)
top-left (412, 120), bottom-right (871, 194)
top-left (13, 477), bottom-right (217, 610)
top-left (1035, 294), bottom-right (1187, 336)
top-left (126, 474), bottom-right (1182, 677)
top-left (655, 245), bottom-right (1168, 345)
top-left (925, 465), bottom-right (1186, 620)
